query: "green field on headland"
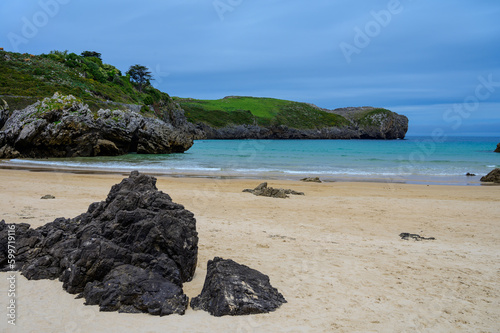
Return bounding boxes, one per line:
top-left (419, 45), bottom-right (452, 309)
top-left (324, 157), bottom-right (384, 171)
top-left (174, 96), bottom-right (351, 129)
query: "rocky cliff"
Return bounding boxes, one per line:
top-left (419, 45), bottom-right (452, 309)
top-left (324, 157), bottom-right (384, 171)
top-left (327, 106), bottom-right (409, 139)
top-left (0, 93), bottom-right (193, 158)
top-left (1, 51), bottom-right (409, 148)
top-left (0, 93), bottom-right (409, 160)
top-left (191, 106), bottom-right (408, 140)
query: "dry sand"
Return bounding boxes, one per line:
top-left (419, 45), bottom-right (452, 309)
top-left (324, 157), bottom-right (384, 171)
top-left (0, 169), bottom-right (499, 332)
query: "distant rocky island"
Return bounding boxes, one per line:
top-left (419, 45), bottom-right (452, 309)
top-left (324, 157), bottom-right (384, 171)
top-left (0, 50), bottom-right (408, 158)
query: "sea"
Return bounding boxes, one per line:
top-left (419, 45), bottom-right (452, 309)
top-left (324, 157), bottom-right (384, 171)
top-left (2, 136), bottom-right (500, 185)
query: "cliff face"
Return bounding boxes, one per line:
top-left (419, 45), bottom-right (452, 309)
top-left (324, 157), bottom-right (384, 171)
top-left (0, 93), bottom-right (409, 160)
top-left (0, 99), bottom-right (8, 130)
top-left (0, 93), bottom-right (193, 159)
top-left (1, 51), bottom-right (409, 148)
top-left (328, 106), bottom-right (409, 139)
top-left (192, 106), bottom-right (408, 140)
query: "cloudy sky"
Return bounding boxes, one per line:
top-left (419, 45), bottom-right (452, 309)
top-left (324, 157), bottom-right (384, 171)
top-left (1, 0), bottom-right (499, 136)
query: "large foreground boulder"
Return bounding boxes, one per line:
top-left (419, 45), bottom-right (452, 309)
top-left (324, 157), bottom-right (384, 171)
top-left (0, 171), bottom-right (198, 316)
top-left (191, 257), bottom-right (286, 316)
top-left (0, 93), bottom-right (193, 158)
top-left (480, 168), bottom-right (500, 183)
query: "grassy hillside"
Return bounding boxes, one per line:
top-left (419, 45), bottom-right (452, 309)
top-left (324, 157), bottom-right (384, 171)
top-left (177, 96), bottom-right (287, 118)
top-left (0, 50), bottom-right (169, 113)
top-left (1, 50), bottom-right (398, 133)
top-left (174, 96), bottom-right (350, 129)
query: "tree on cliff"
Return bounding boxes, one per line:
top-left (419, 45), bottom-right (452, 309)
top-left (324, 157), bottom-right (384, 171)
top-left (127, 64), bottom-right (153, 92)
top-left (81, 51), bottom-right (102, 60)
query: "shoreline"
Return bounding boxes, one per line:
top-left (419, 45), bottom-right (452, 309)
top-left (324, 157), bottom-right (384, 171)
top-left (0, 159), bottom-right (493, 186)
top-left (0, 168), bottom-right (499, 331)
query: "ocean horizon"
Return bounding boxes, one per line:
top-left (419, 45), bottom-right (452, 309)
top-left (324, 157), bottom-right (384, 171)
top-left (2, 136), bottom-right (499, 186)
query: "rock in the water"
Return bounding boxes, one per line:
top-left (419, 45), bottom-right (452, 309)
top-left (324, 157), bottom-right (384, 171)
top-left (0, 93), bottom-right (193, 158)
top-left (465, 173), bottom-right (476, 177)
top-left (190, 257), bottom-right (286, 316)
top-left (300, 177), bottom-right (322, 183)
top-left (243, 182), bottom-right (304, 198)
top-left (0, 171), bottom-right (198, 316)
top-left (480, 168), bottom-right (500, 183)
top-left (495, 143), bottom-right (500, 153)
top-left (40, 194), bottom-right (55, 199)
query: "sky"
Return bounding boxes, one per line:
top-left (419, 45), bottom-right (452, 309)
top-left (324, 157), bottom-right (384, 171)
top-left (1, 0), bottom-right (499, 136)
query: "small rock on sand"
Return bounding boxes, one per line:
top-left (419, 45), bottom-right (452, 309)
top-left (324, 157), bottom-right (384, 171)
top-left (300, 177), bottom-right (322, 183)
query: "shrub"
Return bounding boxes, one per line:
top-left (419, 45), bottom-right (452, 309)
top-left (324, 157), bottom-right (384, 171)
top-left (143, 95), bottom-right (154, 105)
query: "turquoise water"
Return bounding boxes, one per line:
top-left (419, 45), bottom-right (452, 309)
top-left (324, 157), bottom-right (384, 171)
top-left (4, 136), bottom-right (500, 185)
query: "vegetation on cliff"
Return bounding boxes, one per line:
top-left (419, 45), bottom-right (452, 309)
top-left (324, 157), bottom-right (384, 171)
top-left (1, 49), bottom-right (408, 140)
top-left (175, 96), bottom-right (408, 139)
top-left (0, 50), bottom-right (168, 114)
top-left (175, 96), bottom-right (350, 129)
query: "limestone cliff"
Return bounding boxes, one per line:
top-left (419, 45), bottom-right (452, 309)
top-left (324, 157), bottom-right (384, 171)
top-left (191, 106), bottom-right (408, 140)
top-left (0, 93), bottom-right (193, 158)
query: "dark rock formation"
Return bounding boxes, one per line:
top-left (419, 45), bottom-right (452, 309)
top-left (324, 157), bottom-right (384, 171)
top-left (82, 265), bottom-right (188, 315)
top-left (465, 173), bottom-right (476, 177)
top-left (399, 233), bottom-right (435, 241)
top-left (300, 177), bottom-right (322, 183)
top-left (191, 106), bottom-right (408, 140)
top-left (480, 168), bottom-right (500, 183)
top-left (243, 182), bottom-right (304, 198)
top-left (0, 98), bottom-right (8, 129)
top-left (0, 93), bottom-right (193, 158)
top-left (41, 194), bottom-right (55, 199)
top-left (495, 143), bottom-right (500, 153)
top-left (0, 171), bottom-right (198, 316)
top-left (0, 221), bottom-right (38, 271)
top-left (328, 106), bottom-right (409, 140)
top-left (190, 257), bottom-right (286, 316)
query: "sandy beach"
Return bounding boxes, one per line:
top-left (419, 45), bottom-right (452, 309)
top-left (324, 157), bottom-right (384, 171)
top-left (0, 168), bottom-right (499, 332)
